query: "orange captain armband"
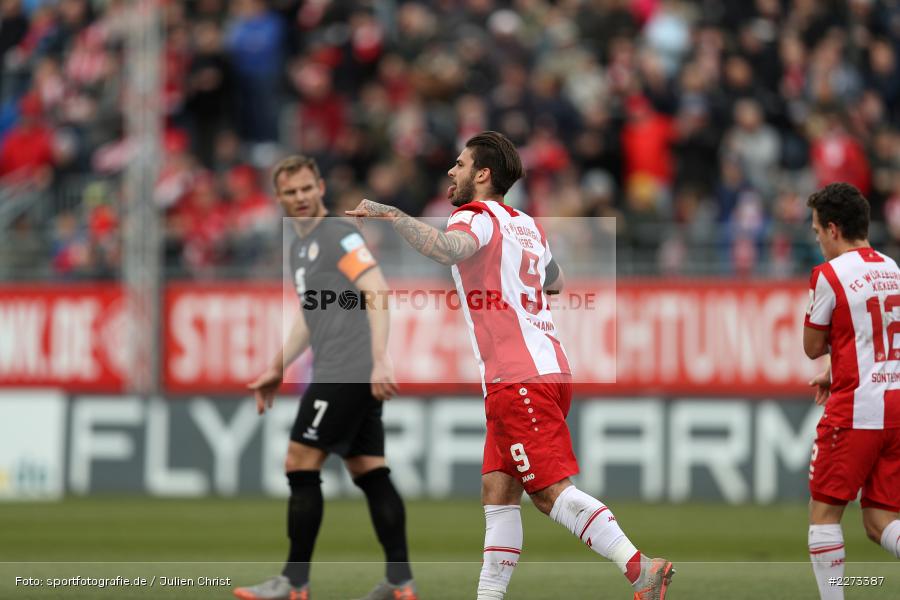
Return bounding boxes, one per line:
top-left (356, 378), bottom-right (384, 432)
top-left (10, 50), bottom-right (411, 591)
top-left (338, 246), bottom-right (376, 281)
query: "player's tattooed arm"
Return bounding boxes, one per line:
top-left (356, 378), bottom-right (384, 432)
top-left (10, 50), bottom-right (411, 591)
top-left (392, 214), bottom-right (478, 265)
top-left (346, 199), bottom-right (478, 265)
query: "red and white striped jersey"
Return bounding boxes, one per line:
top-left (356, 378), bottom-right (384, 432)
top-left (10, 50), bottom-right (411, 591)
top-left (806, 247), bottom-right (900, 429)
top-left (446, 200), bottom-right (570, 394)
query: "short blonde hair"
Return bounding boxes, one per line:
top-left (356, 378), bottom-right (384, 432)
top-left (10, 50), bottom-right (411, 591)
top-left (271, 155), bottom-right (322, 191)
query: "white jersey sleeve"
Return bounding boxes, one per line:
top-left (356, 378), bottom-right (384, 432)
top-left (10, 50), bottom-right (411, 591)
top-left (806, 266), bottom-right (836, 330)
top-left (447, 209), bottom-right (493, 249)
top-left (541, 235), bottom-right (553, 269)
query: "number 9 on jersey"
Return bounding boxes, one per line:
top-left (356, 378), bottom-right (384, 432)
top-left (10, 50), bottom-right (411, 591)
top-left (510, 443), bottom-right (530, 473)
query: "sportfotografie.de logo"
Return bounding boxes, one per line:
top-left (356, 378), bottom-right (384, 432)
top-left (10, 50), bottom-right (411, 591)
top-left (299, 288), bottom-right (597, 312)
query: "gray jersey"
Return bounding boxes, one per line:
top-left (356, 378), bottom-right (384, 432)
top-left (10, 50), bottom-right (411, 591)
top-left (289, 217), bottom-right (375, 382)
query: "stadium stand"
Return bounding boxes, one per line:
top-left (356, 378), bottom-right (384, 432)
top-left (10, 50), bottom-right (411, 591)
top-left (0, 0), bottom-right (898, 278)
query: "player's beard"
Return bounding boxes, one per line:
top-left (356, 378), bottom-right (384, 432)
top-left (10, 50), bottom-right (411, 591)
top-left (450, 173), bottom-right (476, 207)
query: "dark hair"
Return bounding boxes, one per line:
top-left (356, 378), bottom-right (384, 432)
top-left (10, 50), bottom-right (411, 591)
top-left (807, 182), bottom-right (870, 241)
top-left (465, 131), bottom-right (524, 196)
top-left (271, 155), bottom-right (322, 190)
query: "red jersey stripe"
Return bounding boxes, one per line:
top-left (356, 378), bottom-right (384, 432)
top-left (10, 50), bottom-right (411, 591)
top-left (820, 262), bottom-right (859, 427)
top-left (855, 247), bottom-right (885, 263)
top-left (447, 223), bottom-right (481, 246)
top-left (546, 333), bottom-right (570, 374)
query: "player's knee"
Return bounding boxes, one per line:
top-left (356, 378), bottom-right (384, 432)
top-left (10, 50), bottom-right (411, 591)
top-left (529, 493), bottom-right (554, 515)
top-left (286, 469), bottom-right (321, 492)
top-left (285, 444), bottom-right (325, 472)
top-left (863, 517), bottom-right (884, 543)
top-left (352, 465), bottom-right (391, 489)
top-left (284, 448), bottom-right (305, 472)
top-left (528, 485), bottom-right (561, 515)
top-left (864, 523), bottom-right (883, 543)
top-left (481, 474), bottom-right (522, 506)
top-left (528, 479), bottom-right (571, 515)
top-left (345, 456), bottom-right (387, 479)
top-left (482, 490), bottom-right (522, 507)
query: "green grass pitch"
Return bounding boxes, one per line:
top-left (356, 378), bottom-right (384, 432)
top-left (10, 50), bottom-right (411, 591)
top-left (1, 497), bottom-right (897, 599)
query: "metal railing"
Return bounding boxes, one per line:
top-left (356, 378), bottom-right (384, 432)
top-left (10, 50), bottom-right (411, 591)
top-left (2, 179), bottom-right (894, 281)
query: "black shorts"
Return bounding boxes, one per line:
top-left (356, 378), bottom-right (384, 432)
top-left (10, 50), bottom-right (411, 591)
top-left (290, 382), bottom-right (385, 457)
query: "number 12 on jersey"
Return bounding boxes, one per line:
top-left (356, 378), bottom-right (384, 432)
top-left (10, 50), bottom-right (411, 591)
top-left (866, 294), bottom-right (900, 362)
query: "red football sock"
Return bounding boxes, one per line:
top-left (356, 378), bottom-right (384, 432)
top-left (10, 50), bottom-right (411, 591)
top-left (624, 551), bottom-right (642, 584)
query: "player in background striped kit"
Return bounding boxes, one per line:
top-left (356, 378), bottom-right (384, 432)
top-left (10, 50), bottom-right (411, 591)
top-left (804, 183), bottom-right (900, 600)
top-left (348, 131), bottom-right (674, 600)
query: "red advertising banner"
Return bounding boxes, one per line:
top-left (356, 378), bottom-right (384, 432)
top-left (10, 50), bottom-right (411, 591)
top-left (608, 279), bottom-right (821, 395)
top-left (161, 279), bottom-right (821, 396)
top-left (163, 282), bottom-right (290, 394)
top-left (0, 285), bottom-right (126, 391)
top-left (0, 280), bottom-right (822, 395)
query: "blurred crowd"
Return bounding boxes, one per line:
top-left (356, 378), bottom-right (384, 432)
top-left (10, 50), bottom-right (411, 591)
top-left (1, 0), bottom-right (900, 278)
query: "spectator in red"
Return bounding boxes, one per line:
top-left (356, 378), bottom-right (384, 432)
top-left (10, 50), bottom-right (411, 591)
top-left (809, 111), bottom-right (871, 195)
top-left (377, 54), bottom-right (413, 108)
top-left (176, 171), bottom-right (230, 270)
top-left (63, 24), bottom-right (109, 88)
top-left (88, 201), bottom-right (116, 241)
top-left (620, 94), bottom-right (675, 188)
top-left (290, 60), bottom-right (347, 151)
top-left (224, 164), bottom-right (275, 263)
top-left (0, 93), bottom-right (54, 187)
top-left (154, 128), bottom-right (196, 208)
top-left (51, 211), bottom-right (88, 276)
top-left (225, 164), bottom-right (275, 235)
top-left (521, 123), bottom-right (571, 214)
